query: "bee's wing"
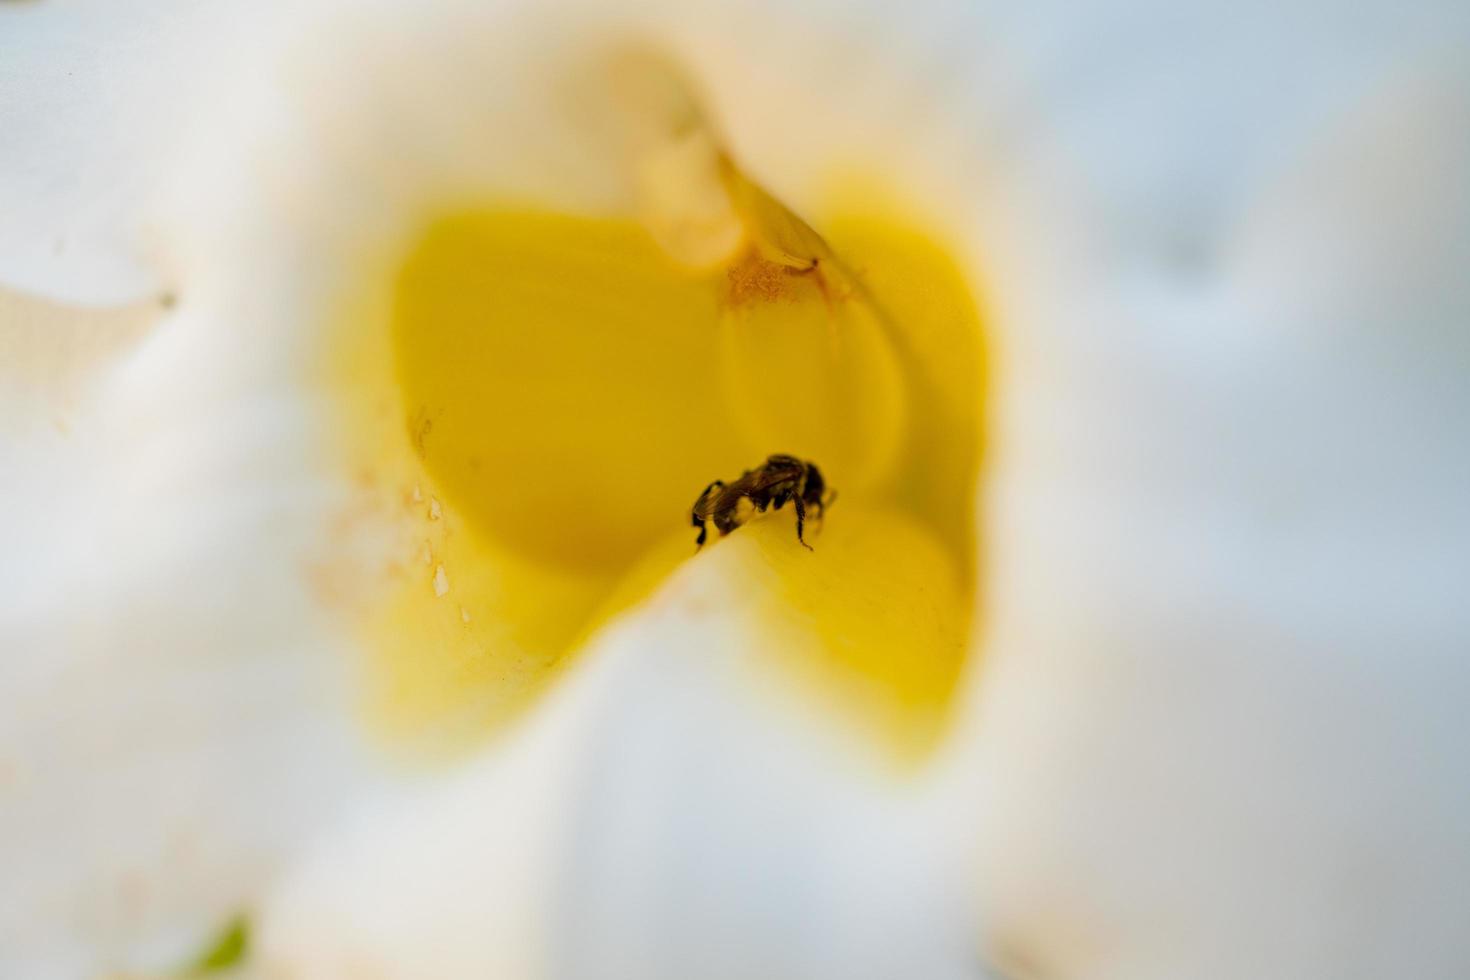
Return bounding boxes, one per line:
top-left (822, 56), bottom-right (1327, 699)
top-left (741, 464), bottom-right (803, 495)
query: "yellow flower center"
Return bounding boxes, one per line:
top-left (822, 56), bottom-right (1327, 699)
top-left (320, 62), bottom-right (986, 764)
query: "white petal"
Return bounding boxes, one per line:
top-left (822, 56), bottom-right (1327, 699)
top-left (0, 298), bottom-right (392, 978)
top-left (0, 1), bottom-right (296, 303)
top-left (260, 548), bottom-right (981, 980)
top-left (945, 25), bottom-right (1470, 980)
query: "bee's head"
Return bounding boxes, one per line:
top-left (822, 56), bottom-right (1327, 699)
top-left (765, 453), bottom-right (803, 469)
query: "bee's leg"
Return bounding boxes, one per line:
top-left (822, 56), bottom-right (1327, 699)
top-left (693, 481), bottom-right (726, 550)
top-left (692, 481), bottom-right (726, 549)
top-left (792, 494), bottom-right (814, 551)
top-left (714, 507), bottom-right (742, 538)
top-left (694, 480), bottom-right (725, 513)
top-left (812, 488), bottom-right (835, 521)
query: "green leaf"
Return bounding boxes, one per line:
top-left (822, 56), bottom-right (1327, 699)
top-left (183, 914), bottom-right (249, 976)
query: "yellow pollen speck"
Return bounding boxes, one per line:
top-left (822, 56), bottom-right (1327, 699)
top-left (432, 564), bottom-right (449, 597)
top-left (724, 251), bottom-right (792, 306)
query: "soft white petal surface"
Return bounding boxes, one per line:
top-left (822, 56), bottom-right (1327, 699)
top-left (944, 20), bottom-right (1470, 980)
top-left (261, 543), bottom-right (981, 980)
top-left (0, 296), bottom-right (391, 978)
top-left (0, 2), bottom-right (297, 303)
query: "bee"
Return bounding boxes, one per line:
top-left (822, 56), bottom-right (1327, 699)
top-left (691, 454), bottom-right (833, 551)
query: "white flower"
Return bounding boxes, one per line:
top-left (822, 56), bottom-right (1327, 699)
top-left (3, 1), bottom-right (1469, 978)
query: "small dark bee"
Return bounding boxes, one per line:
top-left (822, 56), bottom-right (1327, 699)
top-left (691, 454), bottom-right (833, 551)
